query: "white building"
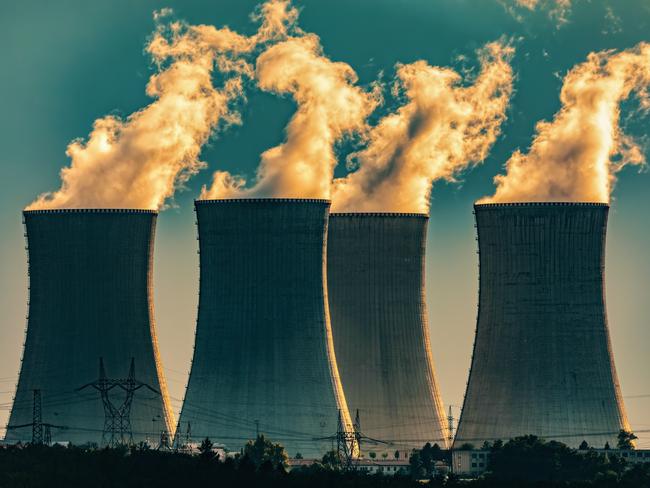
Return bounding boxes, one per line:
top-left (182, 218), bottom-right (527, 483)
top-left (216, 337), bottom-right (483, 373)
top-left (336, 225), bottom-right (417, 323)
top-left (453, 449), bottom-right (650, 478)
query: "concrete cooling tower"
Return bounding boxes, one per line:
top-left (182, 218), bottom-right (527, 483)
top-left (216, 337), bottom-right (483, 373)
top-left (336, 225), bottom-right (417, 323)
top-left (5, 209), bottom-right (174, 446)
top-left (327, 213), bottom-right (449, 454)
top-left (178, 199), bottom-right (354, 459)
top-left (454, 203), bottom-right (630, 448)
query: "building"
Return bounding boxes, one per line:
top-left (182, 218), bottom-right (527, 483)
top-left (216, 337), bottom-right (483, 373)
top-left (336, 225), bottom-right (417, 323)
top-left (327, 213), bottom-right (449, 456)
top-left (178, 199), bottom-right (355, 459)
top-left (286, 457), bottom-right (417, 476)
top-left (452, 449), bottom-right (490, 478)
top-left (455, 202), bottom-right (630, 449)
top-left (5, 209), bottom-right (174, 445)
top-left (452, 448), bottom-right (650, 478)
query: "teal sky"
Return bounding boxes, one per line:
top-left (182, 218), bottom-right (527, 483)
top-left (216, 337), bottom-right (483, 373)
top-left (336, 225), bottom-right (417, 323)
top-left (1, 0), bottom-right (649, 447)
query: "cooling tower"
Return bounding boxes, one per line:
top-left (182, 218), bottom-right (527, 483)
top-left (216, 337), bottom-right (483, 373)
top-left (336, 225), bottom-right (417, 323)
top-left (454, 203), bottom-right (630, 448)
top-left (327, 213), bottom-right (449, 453)
top-left (178, 199), bottom-right (354, 459)
top-left (5, 209), bottom-right (174, 445)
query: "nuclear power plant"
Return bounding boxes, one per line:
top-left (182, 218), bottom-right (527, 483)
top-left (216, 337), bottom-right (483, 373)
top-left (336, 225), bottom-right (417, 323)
top-left (327, 213), bottom-right (449, 452)
top-left (177, 199), bottom-right (355, 459)
top-left (454, 202), bottom-right (630, 449)
top-left (5, 209), bottom-right (174, 445)
top-left (2, 202), bottom-right (639, 459)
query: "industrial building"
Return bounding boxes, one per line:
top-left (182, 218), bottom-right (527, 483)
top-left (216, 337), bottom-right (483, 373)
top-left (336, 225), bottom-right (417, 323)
top-left (5, 209), bottom-right (174, 445)
top-left (178, 199), bottom-right (355, 459)
top-left (452, 448), bottom-right (650, 478)
top-left (327, 213), bottom-right (449, 455)
top-left (454, 202), bottom-right (630, 448)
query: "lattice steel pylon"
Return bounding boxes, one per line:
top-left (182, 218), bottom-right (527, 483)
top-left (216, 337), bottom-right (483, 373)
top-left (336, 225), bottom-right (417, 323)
top-left (5, 389), bottom-right (67, 445)
top-left (157, 430), bottom-right (171, 451)
top-left (447, 406), bottom-right (454, 446)
top-left (78, 357), bottom-right (159, 447)
top-left (32, 389), bottom-right (43, 445)
top-left (172, 421), bottom-right (191, 453)
top-left (336, 410), bottom-right (359, 469)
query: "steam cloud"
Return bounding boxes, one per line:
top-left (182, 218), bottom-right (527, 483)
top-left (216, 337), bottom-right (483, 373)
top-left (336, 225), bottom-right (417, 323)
top-left (481, 42), bottom-right (650, 204)
top-left (27, 1), bottom-right (297, 210)
top-left (200, 33), bottom-right (379, 200)
top-left (331, 43), bottom-right (514, 213)
top-left (503, 0), bottom-right (572, 24)
top-left (514, 0), bottom-right (570, 10)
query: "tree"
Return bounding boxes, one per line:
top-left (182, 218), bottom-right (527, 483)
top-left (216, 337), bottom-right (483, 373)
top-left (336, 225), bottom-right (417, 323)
top-left (394, 450), bottom-right (400, 459)
top-left (617, 430), bottom-right (638, 450)
top-left (294, 452), bottom-right (303, 459)
top-left (242, 435), bottom-right (288, 470)
top-left (321, 450), bottom-right (341, 470)
top-left (604, 442), bottom-right (611, 450)
top-left (486, 435), bottom-right (619, 483)
top-left (198, 437), bottom-right (215, 462)
top-left (368, 451), bottom-right (376, 459)
top-left (408, 442), bottom-right (445, 479)
top-left (381, 452), bottom-right (388, 459)
top-left (409, 451), bottom-right (426, 480)
top-left (579, 440), bottom-right (589, 450)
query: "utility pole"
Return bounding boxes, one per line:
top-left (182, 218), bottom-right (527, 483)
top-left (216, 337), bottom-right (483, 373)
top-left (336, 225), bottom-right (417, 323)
top-left (77, 357), bottom-right (159, 447)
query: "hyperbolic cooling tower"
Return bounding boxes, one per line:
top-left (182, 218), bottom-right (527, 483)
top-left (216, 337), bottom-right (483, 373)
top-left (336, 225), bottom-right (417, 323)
top-left (454, 203), bottom-right (630, 448)
top-left (178, 199), bottom-right (354, 459)
top-left (5, 209), bottom-right (174, 445)
top-left (327, 213), bottom-right (449, 452)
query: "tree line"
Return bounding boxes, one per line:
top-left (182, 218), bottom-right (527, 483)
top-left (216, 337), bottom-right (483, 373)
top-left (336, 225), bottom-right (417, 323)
top-left (0, 433), bottom-right (649, 487)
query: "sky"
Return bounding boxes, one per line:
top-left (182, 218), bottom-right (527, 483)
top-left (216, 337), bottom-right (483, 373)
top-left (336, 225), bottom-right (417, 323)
top-left (0, 0), bottom-right (649, 447)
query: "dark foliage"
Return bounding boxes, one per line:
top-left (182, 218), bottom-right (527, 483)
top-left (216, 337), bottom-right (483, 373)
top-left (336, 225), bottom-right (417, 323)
top-left (408, 442), bottom-right (448, 479)
top-left (0, 439), bottom-right (648, 488)
top-left (485, 435), bottom-right (647, 485)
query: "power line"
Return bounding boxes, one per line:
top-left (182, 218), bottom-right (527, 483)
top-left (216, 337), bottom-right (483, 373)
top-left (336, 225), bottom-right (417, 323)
top-left (77, 357), bottom-right (159, 447)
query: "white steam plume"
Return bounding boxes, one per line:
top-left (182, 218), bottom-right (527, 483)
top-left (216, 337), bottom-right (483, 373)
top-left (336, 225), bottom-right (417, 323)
top-left (331, 42), bottom-right (514, 214)
top-left (514, 0), bottom-right (570, 10)
top-left (502, 0), bottom-right (572, 24)
top-left (481, 42), bottom-right (650, 204)
top-left (26, 1), bottom-right (297, 210)
top-left (200, 33), bottom-right (379, 200)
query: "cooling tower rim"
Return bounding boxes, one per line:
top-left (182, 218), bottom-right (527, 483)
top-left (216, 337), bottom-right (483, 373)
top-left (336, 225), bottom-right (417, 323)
top-left (23, 208), bottom-right (158, 215)
top-left (195, 198), bottom-right (331, 205)
top-left (330, 212), bottom-right (428, 218)
top-left (474, 202), bottom-right (609, 209)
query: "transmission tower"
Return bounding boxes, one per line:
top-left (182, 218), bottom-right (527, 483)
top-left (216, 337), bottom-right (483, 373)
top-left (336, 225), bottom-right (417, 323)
top-left (448, 405), bottom-right (455, 475)
top-left (43, 425), bottom-right (52, 445)
top-left (32, 389), bottom-right (43, 444)
top-left (157, 430), bottom-right (171, 451)
top-left (353, 409), bottom-right (362, 456)
top-left (316, 409), bottom-right (391, 470)
top-left (173, 421), bottom-right (192, 453)
top-left (447, 405), bottom-right (454, 446)
top-left (77, 357), bottom-right (159, 447)
top-left (335, 410), bottom-right (358, 469)
top-left (6, 389), bottom-right (67, 444)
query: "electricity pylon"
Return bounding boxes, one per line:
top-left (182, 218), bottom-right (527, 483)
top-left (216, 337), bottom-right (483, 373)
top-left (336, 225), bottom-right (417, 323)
top-left (6, 389), bottom-right (66, 444)
top-left (78, 357), bottom-right (159, 447)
